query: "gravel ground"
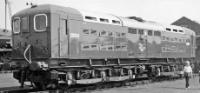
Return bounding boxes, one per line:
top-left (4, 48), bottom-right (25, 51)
top-left (89, 77), bottom-right (200, 93)
top-left (0, 73), bottom-right (200, 93)
top-left (0, 73), bottom-right (20, 88)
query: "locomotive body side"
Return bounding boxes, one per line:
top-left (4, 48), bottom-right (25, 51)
top-left (11, 4), bottom-right (195, 65)
top-left (68, 21), bottom-right (127, 59)
top-left (122, 18), bottom-right (164, 59)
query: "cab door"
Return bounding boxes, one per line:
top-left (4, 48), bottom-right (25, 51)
top-left (59, 19), bottom-right (69, 58)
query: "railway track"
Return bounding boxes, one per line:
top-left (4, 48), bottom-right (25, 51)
top-left (0, 75), bottom-right (182, 93)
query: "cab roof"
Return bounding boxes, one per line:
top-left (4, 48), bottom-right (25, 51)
top-left (12, 4), bottom-right (82, 19)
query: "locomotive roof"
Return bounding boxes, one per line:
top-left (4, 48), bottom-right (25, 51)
top-left (182, 27), bottom-right (196, 35)
top-left (12, 4), bottom-right (195, 36)
top-left (120, 17), bottom-right (164, 31)
top-left (162, 24), bottom-right (195, 35)
top-left (12, 4), bottom-right (82, 19)
top-left (79, 10), bottom-right (122, 26)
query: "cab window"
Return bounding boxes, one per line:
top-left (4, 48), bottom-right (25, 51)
top-left (34, 14), bottom-right (47, 32)
top-left (21, 16), bottom-right (29, 32)
top-left (13, 17), bottom-right (20, 34)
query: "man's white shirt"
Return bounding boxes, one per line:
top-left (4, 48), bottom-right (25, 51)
top-left (183, 66), bottom-right (192, 73)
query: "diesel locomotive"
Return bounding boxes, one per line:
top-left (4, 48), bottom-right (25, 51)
top-left (12, 4), bottom-right (196, 89)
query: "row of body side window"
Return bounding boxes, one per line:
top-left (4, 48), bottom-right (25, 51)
top-left (82, 28), bottom-right (161, 37)
top-left (81, 44), bottom-right (127, 51)
top-left (82, 29), bottom-right (126, 38)
top-left (85, 16), bottom-right (121, 24)
top-left (128, 28), bottom-right (161, 36)
top-left (82, 28), bottom-right (189, 43)
top-left (162, 36), bottom-right (190, 43)
top-left (128, 28), bottom-right (190, 43)
top-left (166, 28), bottom-right (184, 33)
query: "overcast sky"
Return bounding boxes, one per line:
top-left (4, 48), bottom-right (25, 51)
top-left (0, 0), bottom-right (200, 29)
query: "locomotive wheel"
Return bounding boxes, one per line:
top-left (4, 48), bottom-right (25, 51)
top-left (46, 80), bottom-right (59, 89)
top-left (80, 72), bottom-right (91, 79)
top-left (33, 80), bottom-right (58, 90)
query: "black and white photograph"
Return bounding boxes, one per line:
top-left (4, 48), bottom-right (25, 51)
top-left (0, 0), bottom-right (200, 93)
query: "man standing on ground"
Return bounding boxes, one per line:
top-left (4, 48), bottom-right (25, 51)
top-left (183, 61), bottom-right (193, 89)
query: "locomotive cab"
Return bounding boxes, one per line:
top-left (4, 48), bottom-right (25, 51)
top-left (11, 5), bottom-right (82, 68)
top-left (12, 14), bottom-right (49, 60)
top-left (12, 5), bottom-right (83, 88)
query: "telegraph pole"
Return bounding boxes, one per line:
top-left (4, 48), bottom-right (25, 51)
top-left (5, 0), bottom-right (7, 30)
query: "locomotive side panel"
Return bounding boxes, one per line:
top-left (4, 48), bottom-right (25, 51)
top-left (146, 30), bottom-right (162, 58)
top-left (68, 21), bottom-right (128, 59)
top-left (161, 32), bottom-right (180, 58)
top-left (161, 31), bottom-right (194, 58)
top-left (127, 28), bottom-right (148, 58)
top-left (50, 13), bottom-right (60, 58)
top-left (126, 29), bottom-right (163, 59)
top-left (191, 34), bottom-right (196, 57)
top-left (122, 19), bottom-right (164, 59)
top-left (58, 11), bottom-right (83, 59)
top-left (185, 34), bottom-right (194, 57)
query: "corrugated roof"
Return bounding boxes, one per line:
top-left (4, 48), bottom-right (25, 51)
top-left (79, 10), bottom-right (122, 26)
top-left (120, 17), bottom-right (164, 31)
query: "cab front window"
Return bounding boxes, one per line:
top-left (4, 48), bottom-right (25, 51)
top-left (21, 16), bottom-right (29, 32)
top-left (13, 17), bottom-right (20, 34)
top-left (34, 14), bottom-right (47, 32)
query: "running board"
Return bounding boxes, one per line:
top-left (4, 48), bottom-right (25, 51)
top-left (76, 78), bottom-right (102, 84)
top-left (75, 76), bottom-right (131, 84)
top-left (108, 76), bottom-right (130, 82)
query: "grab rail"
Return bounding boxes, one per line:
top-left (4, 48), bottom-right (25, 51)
top-left (23, 44), bottom-right (32, 64)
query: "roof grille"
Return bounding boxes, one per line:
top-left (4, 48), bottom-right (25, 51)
top-left (127, 16), bottom-right (145, 22)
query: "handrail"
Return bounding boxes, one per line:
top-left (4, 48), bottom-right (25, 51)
top-left (23, 44), bottom-right (31, 64)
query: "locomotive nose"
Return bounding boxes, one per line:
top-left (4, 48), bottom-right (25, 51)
top-left (12, 13), bottom-right (49, 60)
